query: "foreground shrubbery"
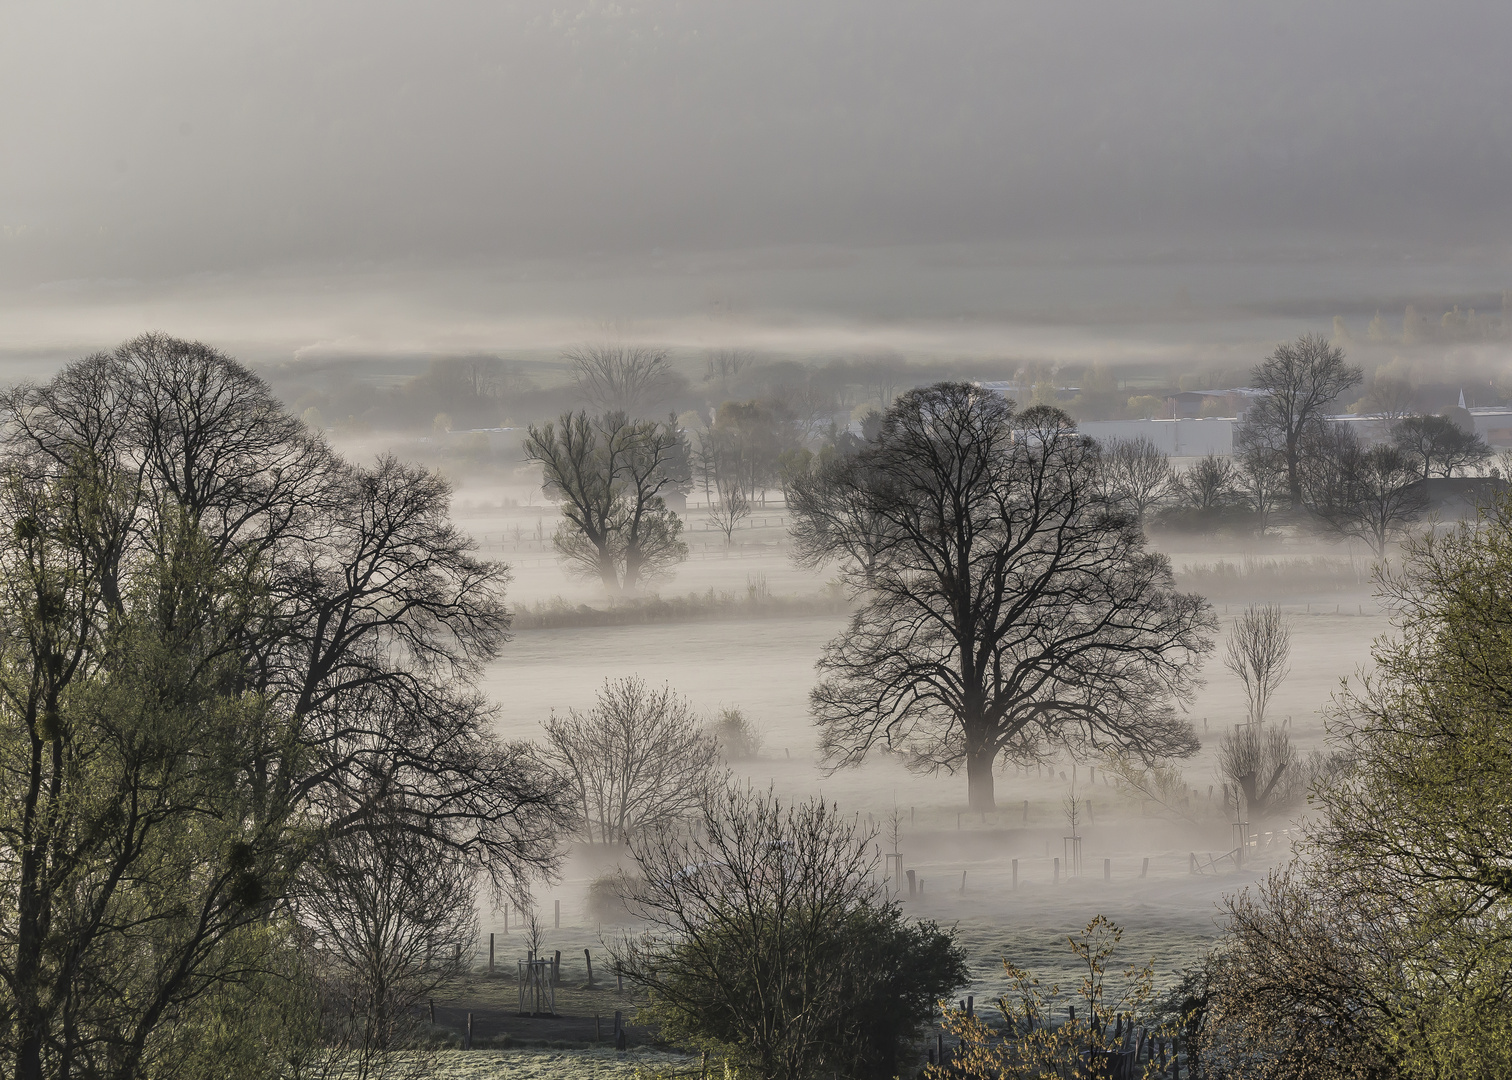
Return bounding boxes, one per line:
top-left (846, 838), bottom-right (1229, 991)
top-left (1188, 495), bottom-right (1512, 1078)
top-left (613, 785), bottom-right (968, 1080)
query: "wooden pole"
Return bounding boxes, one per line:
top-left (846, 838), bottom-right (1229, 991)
top-left (1141, 856), bottom-right (1149, 878)
top-left (1012, 858), bottom-right (1018, 891)
top-left (1104, 858), bottom-right (1111, 881)
top-left (1054, 857), bottom-right (1060, 884)
top-left (555, 899), bottom-right (560, 928)
top-left (489, 933), bottom-right (495, 974)
top-left (585, 947), bottom-right (594, 986)
top-left (465, 1011), bottom-right (473, 1050)
top-left (906, 868), bottom-right (916, 896)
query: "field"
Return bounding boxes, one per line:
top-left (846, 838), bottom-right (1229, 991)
top-left (432, 480), bottom-right (1392, 1070)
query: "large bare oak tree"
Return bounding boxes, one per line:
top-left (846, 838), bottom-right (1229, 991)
top-left (788, 383), bottom-right (1215, 811)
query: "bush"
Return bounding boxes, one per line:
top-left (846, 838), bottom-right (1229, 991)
top-left (709, 707), bottom-right (763, 760)
top-left (616, 786), bottom-right (968, 1080)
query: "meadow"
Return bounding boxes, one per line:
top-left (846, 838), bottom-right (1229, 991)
top-left (426, 476), bottom-right (1393, 1066)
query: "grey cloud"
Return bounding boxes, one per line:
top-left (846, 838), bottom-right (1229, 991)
top-left (2, 0), bottom-right (1509, 284)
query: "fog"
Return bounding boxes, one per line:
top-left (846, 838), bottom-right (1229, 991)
top-left (4, 0), bottom-right (1509, 1057)
top-left (3, 2), bottom-right (1511, 369)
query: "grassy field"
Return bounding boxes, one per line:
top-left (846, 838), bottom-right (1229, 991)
top-left (427, 482), bottom-right (1394, 1075)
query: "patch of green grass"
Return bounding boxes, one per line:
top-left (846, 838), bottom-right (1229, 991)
top-left (427, 1046), bottom-right (695, 1079)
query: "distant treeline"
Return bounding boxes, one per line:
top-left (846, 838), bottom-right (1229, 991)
top-left (512, 584), bottom-right (849, 629)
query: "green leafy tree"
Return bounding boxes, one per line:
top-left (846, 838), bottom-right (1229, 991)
top-left (1200, 494), bottom-right (1512, 1079)
top-left (0, 335), bottom-right (564, 1080)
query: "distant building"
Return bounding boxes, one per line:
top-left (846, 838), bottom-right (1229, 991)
top-left (1163, 388), bottom-right (1268, 420)
top-left (1467, 407), bottom-right (1512, 447)
top-left (1079, 418), bottom-right (1234, 457)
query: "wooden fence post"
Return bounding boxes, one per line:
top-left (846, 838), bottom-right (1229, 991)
top-left (555, 899), bottom-right (560, 928)
top-left (906, 869), bottom-right (916, 896)
top-left (1141, 857), bottom-right (1149, 878)
top-left (1104, 858), bottom-right (1111, 881)
top-left (465, 1012), bottom-right (473, 1050)
top-left (585, 947), bottom-right (594, 986)
top-left (1012, 859), bottom-right (1018, 891)
top-left (1054, 857), bottom-right (1060, 884)
top-left (489, 933), bottom-right (495, 974)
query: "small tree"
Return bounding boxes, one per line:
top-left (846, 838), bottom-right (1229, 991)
top-left (1215, 720), bottom-right (1324, 822)
top-left (704, 478), bottom-right (751, 545)
top-left (1302, 424), bottom-right (1425, 556)
top-left (524, 410), bottom-right (690, 593)
top-left (709, 706), bottom-right (763, 760)
top-left (1177, 453), bottom-right (1239, 510)
top-left (1392, 413), bottom-right (1492, 479)
top-left (544, 677), bottom-right (721, 844)
top-left (614, 785), bottom-right (967, 1080)
top-left (300, 816), bottom-right (477, 1059)
top-left (1234, 441), bottom-right (1288, 535)
top-left (1223, 604), bottom-right (1292, 727)
top-left (1097, 435), bottom-right (1173, 521)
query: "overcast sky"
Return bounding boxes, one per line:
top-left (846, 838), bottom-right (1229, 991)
top-left (2, 1), bottom-right (1508, 363)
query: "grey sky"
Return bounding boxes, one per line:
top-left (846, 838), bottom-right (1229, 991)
top-left (1, 1), bottom-right (1508, 362)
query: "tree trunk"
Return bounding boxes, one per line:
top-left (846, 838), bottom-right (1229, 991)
top-left (1285, 438), bottom-right (1302, 509)
top-left (966, 744), bottom-right (996, 812)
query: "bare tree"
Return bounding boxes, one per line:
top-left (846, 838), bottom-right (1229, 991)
top-left (1241, 335), bottom-right (1363, 507)
top-left (704, 347), bottom-right (755, 392)
top-left (1097, 435), bottom-right (1173, 520)
top-left (299, 813), bottom-right (477, 1061)
top-left (788, 383), bottom-right (1215, 811)
top-left (524, 410), bottom-right (690, 593)
top-left (1364, 373), bottom-right (1420, 420)
top-left (1235, 441), bottom-right (1288, 535)
top-left (544, 677), bottom-right (721, 845)
top-left (1177, 452), bottom-right (1240, 509)
top-left (612, 784), bottom-right (966, 1080)
top-left (1392, 413), bottom-right (1492, 479)
top-left (566, 342), bottom-right (677, 416)
top-left (704, 478), bottom-right (751, 545)
top-left (1223, 604), bottom-right (1292, 727)
top-left (1218, 723), bottom-right (1300, 821)
top-left (1302, 423), bottom-right (1426, 556)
